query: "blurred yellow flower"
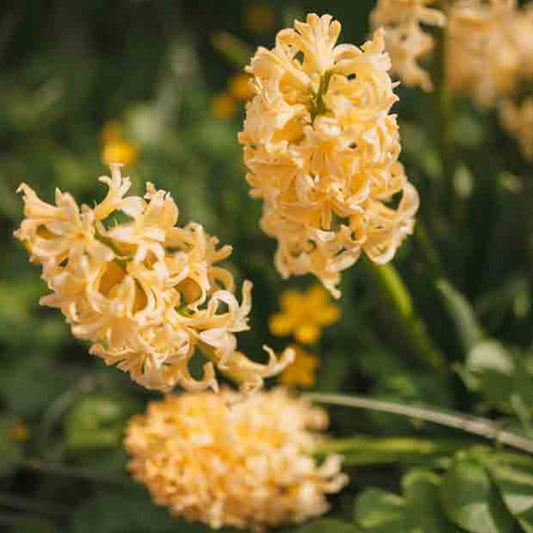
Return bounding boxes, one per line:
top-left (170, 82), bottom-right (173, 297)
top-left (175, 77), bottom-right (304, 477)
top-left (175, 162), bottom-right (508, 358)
top-left (211, 93), bottom-right (237, 119)
top-left (280, 344), bottom-right (318, 387)
top-left (101, 120), bottom-right (138, 166)
top-left (269, 285), bottom-right (340, 344)
top-left (445, 0), bottom-right (533, 107)
top-left (371, 0), bottom-right (446, 91)
top-left (229, 73), bottom-right (254, 100)
top-left (245, 2), bottom-right (276, 34)
top-left (500, 98), bottom-right (533, 161)
top-left (9, 420), bottom-right (29, 442)
top-left (125, 388), bottom-right (347, 532)
top-left (102, 140), bottom-right (138, 166)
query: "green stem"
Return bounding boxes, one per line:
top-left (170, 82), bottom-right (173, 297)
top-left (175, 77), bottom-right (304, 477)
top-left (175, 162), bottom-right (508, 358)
top-left (305, 393), bottom-right (533, 455)
top-left (363, 259), bottom-right (446, 371)
top-left (315, 436), bottom-right (472, 466)
top-left (21, 459), bottom-right (130, 485)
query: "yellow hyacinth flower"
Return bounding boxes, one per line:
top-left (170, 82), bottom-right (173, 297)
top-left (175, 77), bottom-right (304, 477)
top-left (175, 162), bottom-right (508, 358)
top-left (14, 164), bottom-right (292, 393)
top-left (239, 14), bottom-right (419, 297)
top-left (269, 285), bottom-right (340, 345)
top-left (279, 344), bottom-right (318, 387)
top-left (371, 0), bottom-right (446, 92)
top-left (125, 388), bottom-right (347, 532)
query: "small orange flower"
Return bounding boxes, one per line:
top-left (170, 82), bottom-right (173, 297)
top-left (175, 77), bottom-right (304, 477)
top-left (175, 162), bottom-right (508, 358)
top-left (102, 140), bottom-right (138, 166)
top-left (280, 345), bottom-right (318, 387)
top-left (211, 93), bottom-right (237, 119)
top-left (229, 74), bottom-right (255, 100)
top-left (9, 420), bottom-right (29, 442)
top-left (269, 285), bottom-right (340, 345)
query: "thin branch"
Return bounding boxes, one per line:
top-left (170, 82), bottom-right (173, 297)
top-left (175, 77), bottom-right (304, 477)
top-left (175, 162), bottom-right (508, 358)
top-left (305, 392), bottom-right (533, 455)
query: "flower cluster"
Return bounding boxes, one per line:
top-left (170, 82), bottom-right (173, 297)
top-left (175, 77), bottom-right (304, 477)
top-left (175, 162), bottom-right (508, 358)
top-left (239, 14), bottom-right (419, 298)
top-left (370, 0), bottom-right (446, 92)
top-left (446, 0), bottom-right (533, 108)
top-left (371, 0), bottom-right (533, 159)
top-left (125, 388), bottom-right (347, 532)
top-left (14, 164), bottom-right (292, 393)
top-left (445, 0), bottom-right (533, 159)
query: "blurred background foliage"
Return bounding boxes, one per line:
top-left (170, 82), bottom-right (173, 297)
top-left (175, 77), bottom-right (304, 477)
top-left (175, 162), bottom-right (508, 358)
top-left (3, 0), bottom-right (533, 532)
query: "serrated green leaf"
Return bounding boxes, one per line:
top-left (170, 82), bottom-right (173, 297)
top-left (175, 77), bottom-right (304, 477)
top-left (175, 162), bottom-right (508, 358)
top-left (441, 457), bottom-right (515, 533)
top-left (354, 488), bottom-right (414, 533)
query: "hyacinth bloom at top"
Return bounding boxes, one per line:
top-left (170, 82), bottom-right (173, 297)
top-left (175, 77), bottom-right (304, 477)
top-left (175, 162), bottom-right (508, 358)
top-left (239, 14), bottom-right (419, 298)
top-left (14, 164), bottom-right (292, 393)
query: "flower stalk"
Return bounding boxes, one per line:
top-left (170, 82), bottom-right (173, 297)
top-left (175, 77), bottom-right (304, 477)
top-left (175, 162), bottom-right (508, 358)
top-left (362, 258), bottom-right (446, 371)
top-left (306, 392), bottom-right (533, 455)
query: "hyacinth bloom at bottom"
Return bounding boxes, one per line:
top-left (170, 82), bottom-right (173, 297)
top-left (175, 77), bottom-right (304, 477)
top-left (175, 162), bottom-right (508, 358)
top-left (124, 388), bottom-right (347, 532)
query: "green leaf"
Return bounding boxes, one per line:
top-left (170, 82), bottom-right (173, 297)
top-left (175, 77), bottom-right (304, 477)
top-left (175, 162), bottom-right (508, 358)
top-left (65, 394), bottom-right (138, 451)
top-left (436, 280), bottom-right (485, 354)
top-left (293, 519), bottom-right (361, 533)
top-left (69, 484), bottom-right (177, 533)
top-left (441, 456), bottom-right (515, 533)
top-left (466, 341), bottom-right (515, 406)
top-left (354, 488), bottom-right (414, 533)
top-left (403, 470), bottom-right (463, 532)
top-left (320, 437), bottom-right (470, 467)
top-left (484, 453), bottom-right (533, 533)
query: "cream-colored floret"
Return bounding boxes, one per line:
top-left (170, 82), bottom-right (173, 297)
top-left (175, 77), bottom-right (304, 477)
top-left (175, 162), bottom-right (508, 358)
top-left (239, 14), bottom-right (419, 297)
top-left (125, 388), bottom-right (347, 532)
top-left (14, 164), bottom-right (292, 392)
top-left (371, 0), bottom-right (446, 91)
top-left (446, 0), bottom-right (533, 107)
